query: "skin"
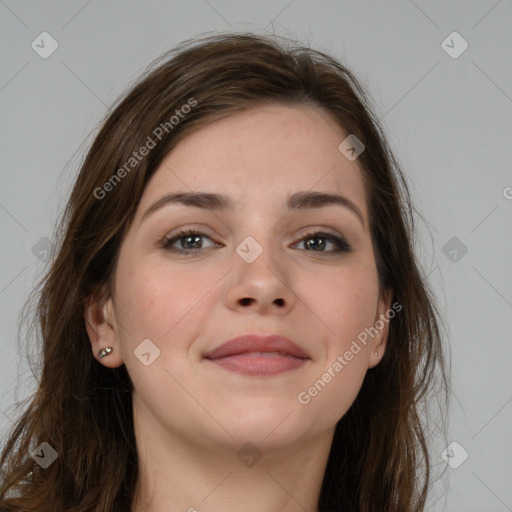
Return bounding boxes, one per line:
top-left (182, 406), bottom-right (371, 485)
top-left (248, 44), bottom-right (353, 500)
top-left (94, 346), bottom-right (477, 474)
top-left (85, 103), bottom-right (391, 512)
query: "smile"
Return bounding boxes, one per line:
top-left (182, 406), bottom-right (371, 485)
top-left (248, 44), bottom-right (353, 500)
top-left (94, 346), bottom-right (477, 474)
top-left (203, 334), bottom-right (311, 376)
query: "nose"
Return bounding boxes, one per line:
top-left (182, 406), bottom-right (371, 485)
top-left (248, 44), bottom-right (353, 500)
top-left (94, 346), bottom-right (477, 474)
top-left (224, 238), bottom-right (296, 315)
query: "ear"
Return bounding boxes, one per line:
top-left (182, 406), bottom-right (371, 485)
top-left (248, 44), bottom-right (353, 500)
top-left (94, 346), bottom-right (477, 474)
top-left (84, 289), bottom-right (124, 368)
top-left (367, 288), bottom-right (393, 369)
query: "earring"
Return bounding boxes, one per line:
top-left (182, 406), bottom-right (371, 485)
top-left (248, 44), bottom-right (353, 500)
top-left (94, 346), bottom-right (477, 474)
top-left (98, 347), bottom-right (113, 359)
top-left (374, 351), bottom-right (379, 356)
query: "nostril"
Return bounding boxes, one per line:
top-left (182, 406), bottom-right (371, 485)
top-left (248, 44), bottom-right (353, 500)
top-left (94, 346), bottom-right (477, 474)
top-left (237, 297), bottom-right (285, 307)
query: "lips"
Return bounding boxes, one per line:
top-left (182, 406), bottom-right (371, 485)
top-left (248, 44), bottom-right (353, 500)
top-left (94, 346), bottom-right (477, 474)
top-left (203, 334), bottom-right (310, 376)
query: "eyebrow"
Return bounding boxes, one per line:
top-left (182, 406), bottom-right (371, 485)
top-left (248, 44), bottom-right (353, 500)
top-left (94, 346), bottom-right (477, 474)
top-left (140, 190), bottom-right (365, 227)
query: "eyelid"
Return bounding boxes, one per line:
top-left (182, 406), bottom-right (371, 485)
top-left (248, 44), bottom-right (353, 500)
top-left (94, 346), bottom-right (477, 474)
top-left (296, 226), bottom-right (344, 239)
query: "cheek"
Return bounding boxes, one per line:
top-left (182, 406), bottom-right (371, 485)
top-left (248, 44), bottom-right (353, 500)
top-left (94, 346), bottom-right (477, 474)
top-left (310, 262), bottom-right (380, 343)
top-left (114, 257), bottom-right (223, 342)
top-left (298, 355), bottom-right (368, 427)
top-left (296, 263), bottom-right (378, 422)
top-left (112, 261), bottom-right (214, 400)
top-left (111, 244), bottom-right (234, 408)
top-left (114, 274), bottom-right (172, 339)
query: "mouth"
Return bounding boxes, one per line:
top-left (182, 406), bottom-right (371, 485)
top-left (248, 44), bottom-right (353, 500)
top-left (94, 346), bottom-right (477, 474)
top-left (203, 334), bottom-right (311, 376)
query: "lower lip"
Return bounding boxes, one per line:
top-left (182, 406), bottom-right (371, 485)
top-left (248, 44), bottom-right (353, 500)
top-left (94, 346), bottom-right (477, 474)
top-left (207, 354), bottom-right (308, 376)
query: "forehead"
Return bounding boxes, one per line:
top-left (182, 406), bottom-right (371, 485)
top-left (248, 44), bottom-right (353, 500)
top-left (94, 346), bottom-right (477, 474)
top-left (137, 103), bottom-right (368, 219)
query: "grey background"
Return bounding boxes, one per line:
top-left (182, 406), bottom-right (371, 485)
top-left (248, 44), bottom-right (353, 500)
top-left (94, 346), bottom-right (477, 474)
top-left (1, 1), bottom-right (511, 510)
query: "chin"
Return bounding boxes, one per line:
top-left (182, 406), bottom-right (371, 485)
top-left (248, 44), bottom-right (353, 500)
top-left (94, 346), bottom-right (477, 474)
top-left (219, 407), bottom-right (310, 447)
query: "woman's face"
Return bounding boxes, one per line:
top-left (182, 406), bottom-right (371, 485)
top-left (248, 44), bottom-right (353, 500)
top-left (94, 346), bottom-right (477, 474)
top-left (90, 103), bottom-right (391, 452)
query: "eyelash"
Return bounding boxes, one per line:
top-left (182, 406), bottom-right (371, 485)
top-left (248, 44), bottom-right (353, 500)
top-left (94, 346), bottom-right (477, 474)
top-left (160, 228), bottom-right (352, 255)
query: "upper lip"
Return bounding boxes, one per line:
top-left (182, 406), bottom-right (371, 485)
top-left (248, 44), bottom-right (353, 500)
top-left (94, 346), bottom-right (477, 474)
top-left (203, 334), bottom-right (311, 360)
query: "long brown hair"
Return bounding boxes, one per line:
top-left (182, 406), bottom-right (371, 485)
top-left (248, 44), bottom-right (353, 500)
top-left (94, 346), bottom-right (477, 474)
top-left (0, 32), bottom-right (448, 511)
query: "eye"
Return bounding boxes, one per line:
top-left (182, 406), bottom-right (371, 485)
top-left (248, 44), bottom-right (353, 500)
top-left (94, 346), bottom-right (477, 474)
top-left (160, 229), bottom-right (218, 253)
top-left (160, 228), bottom-right (351, 255)
top-left (293, 229), bottom-right (351, 253)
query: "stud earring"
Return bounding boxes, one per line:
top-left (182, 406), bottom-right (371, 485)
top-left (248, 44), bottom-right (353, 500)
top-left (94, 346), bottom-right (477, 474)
top-left (374, 351), bottom-right (379, 356)
top-left (98, 347), bottom-right (113, 359)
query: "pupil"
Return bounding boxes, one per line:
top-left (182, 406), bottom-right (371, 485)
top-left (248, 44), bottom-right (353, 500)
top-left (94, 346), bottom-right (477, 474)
top-left (183, 235), bottom-right (201, 249)
top-left (306, 237), bottom-right (325, 251)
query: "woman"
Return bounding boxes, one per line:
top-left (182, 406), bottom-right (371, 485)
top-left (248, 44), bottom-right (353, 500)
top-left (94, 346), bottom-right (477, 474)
top-left (0, 32), bottom-right (448, 511)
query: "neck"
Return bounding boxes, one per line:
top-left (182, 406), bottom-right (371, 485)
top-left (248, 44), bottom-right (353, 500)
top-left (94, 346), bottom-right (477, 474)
top-left (130, 406), bottom-right (334, 512)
